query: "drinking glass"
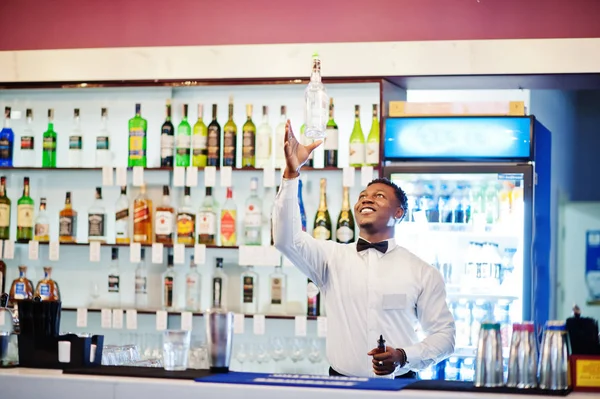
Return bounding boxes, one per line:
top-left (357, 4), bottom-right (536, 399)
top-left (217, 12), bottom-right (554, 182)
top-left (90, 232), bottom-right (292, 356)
top-left (162, 330), bottom-right (191, 371)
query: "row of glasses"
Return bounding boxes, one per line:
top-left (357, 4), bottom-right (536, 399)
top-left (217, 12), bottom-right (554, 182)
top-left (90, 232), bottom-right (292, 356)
top-left (234, 337), bottom-right (325, 373)
top-left (101, 345), bottom-right (141, 365)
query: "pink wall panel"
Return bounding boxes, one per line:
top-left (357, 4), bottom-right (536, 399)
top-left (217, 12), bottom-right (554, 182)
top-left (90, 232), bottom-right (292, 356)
top-left (1, 0), bottom-right (600, 51)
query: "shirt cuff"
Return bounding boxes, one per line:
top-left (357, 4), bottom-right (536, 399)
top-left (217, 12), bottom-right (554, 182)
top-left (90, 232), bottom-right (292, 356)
top-left (402, 345), bottom-right (420, 369)
top-left (279, 175), bottom-right (299, 199)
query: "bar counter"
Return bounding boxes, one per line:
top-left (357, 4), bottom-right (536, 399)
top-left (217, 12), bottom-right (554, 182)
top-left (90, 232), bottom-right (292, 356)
top-left (0, 368), bottom-right (596, 399)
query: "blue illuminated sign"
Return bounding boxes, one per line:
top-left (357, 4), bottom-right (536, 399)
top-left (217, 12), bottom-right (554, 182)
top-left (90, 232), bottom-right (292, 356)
top-left (384, 117), bottom-right (532, 160)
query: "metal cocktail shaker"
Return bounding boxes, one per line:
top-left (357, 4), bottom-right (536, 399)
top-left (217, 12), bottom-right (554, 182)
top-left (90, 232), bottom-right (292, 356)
top-left (507, 321), bottom-right (538, 388)
top-left (474, 322), bottom-right (504, 387)
top-left (538, 320), bottom-right (571, 390)
top-left (205, 307), bottom-right (234, 373)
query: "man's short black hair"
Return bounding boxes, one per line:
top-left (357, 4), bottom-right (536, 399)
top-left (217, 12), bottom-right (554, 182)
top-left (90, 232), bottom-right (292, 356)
top-left (367, 178), bottom-right (408, 222)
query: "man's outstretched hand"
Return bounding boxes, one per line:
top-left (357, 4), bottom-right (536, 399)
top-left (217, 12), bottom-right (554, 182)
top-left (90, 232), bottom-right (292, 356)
top-left (283, 120), bottom-right (322, 179)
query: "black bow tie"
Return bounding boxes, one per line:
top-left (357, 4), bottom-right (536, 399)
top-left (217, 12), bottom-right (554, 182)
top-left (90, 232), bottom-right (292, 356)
top-left (356, 238), bottom-right (388, 254)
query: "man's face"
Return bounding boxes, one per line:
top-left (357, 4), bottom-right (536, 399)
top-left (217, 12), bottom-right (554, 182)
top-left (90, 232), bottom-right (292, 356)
top-left (354, 183), bottom-right (403, 232)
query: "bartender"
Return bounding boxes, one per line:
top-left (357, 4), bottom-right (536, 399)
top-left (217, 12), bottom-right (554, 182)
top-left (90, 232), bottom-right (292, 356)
top-left (273, 121), bottom-right (456, 378)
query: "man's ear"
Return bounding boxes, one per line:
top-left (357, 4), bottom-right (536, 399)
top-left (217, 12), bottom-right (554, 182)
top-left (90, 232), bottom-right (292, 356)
top-left (394, 208), bottom-right (404, 224)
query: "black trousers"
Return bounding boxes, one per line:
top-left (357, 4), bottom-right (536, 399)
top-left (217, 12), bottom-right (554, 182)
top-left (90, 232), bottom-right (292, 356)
top-left (329, 367), bottom-right (417, 379)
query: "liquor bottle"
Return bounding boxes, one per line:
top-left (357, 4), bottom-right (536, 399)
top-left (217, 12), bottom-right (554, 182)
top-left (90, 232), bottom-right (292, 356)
top-left (324, 98), bottom-right (339, 167)
top-left (160, 100), bottom-right (175, 167)
top-left (313, 178), bottom-right (332, 240)
top-left (176, 104), bottom-right (191, 167)
top-left (88, 187), bottom-right (106, 243)
top-left (17, 177), bottom-right (34, 243)
top-left (275, 106), bottom-right (287, 168)
top-left (241, 104), bottom-right (256, 168)
top-left (95, 108), bottom-right (111, 167)
top-left (18, 109), bottom-right (35, 167)
top-left (176, 186), bottom-right (195, 245)
top-left (0, 107), bottom-right (14, 167)
top-left (0, 176), bottom-right (10, 240)
top-left (206, 104), bottom-right (221, 167)
top-left (35, 266), bottom-right (60, 301)
top-left (68, 108), bottom-right (83, 167)
top-left (255, 106), bottom-right (272, 168)
top-left (197, 187), bottom-right (218, 245)
top-left (307, 278), bottom-right (320, 316)
top-left (59, 192), bottom-right (77, 243)
top-left (300, 123), bottom-right (314, 168)
top-left (128, 103), bottom-right (147, 168)
top-left (365, 104), bottom-right (380, 166)
top-left (34, 198), bottom-right (50, 242)
top-left (185, 255), bottom-right (201, 312)
top-left (0, 260), bottom-right (6, 295)
top-left (8, 266), bottom-right (34, 306)
top-left (212, 257), bottom-right (228, 309)
top-left (155, 185), bottom-right (174, 244)
top-left (135, 248), bottom-right (148, 309)
top-left (348, 105), bottom-right (365, 167)
top-left (192, 104), bottom-right (208, 167)
top-left (240, 266), bottom-right (258, 314)
top-left (115, 186), bottom-right (130, 244)
top-left (107, 247), bottom-right (121, 308)
top-left (220, 187), bottom-right (237, 247)
top-left (269, 264), bottom-right (287, 314)
top-left (304, 53), bottom-right (329, 139)
top-left (243, 178), bottom-right (262, 245)
top-left (223, 96), bottom-right (237, 167)
top-left (42, 109), bottom-right (57, 168)
top-left (163, 253), bottom-right (175, 311)
top-left (336, 186), bottom-right (356, 244)
top-left (133, 184), bottom-right (153, 244)
top-left (298, 179), bottom-right (307, 232)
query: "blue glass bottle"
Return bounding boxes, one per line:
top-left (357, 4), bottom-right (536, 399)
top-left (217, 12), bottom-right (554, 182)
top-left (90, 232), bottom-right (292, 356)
top-left (298, 179), bottom-right (307, 232)
top-left (0, 107), bottom-right (15, 167)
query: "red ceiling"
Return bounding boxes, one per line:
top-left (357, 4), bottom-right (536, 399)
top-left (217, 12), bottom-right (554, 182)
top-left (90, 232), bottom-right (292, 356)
top-left (1, 0), bottom-right (599, 51)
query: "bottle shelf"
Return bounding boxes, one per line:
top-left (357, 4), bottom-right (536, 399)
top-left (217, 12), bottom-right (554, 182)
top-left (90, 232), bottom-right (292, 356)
top-left (12, 241), bottom-right (239, 250)
top-left (60, 307), bottom-right (319, 320)
top-left (0, 165), bottom-right (379, 172)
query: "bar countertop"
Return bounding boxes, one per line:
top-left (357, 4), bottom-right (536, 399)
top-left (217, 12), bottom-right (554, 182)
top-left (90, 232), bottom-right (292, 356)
top-left (0, 368), bottom-right (596, 399)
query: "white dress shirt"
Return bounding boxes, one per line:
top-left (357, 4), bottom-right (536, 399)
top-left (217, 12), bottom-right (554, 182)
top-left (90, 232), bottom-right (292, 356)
top-left (273, 177), bottom-right (456, 378)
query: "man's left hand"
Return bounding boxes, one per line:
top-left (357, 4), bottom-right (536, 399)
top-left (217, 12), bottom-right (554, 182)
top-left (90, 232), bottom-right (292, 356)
top-left (367, 347), bottom-right (402, 375)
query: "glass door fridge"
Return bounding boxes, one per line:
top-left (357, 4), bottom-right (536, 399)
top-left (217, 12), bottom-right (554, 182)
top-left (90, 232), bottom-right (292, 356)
top-left (382, 116), bottom-right (551, 382)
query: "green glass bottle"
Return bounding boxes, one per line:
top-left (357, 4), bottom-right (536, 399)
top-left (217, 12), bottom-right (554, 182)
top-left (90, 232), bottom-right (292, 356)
top-left (241, 104), bottom-right (256, 168)
top-left (0, 176), bottom-right (10, 240)
top-left (192, 104), bottom-right (208, 167)
top-left (42, 109), bottom-right (57, 168)
top-left (175, 104), bottom-right (191, 167)
top-left (128, 103), bottom-right (147, 167)
top-left (348, 105), bottom-right (365, 167)
top-left (365, 104), bottom-right (380, 166)
top-left (17, 177), bottom-right (34, 242)
top-left (223, 97), bottom-right (237, 167)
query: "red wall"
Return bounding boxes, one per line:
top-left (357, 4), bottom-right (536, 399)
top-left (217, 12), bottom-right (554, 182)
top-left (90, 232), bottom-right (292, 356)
top-left (2, 0), bottom-right (600, 51)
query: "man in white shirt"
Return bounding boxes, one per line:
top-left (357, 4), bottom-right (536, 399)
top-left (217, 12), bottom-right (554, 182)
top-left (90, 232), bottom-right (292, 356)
top-left (273, 121), bottom-right (456, 378)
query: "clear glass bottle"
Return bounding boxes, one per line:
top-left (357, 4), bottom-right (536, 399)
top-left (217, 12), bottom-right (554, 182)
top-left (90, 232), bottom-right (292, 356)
top-left (0, 107), bottom-right (14, 167)
top-left (177, 186), bottom-right (195, 245)
top-left (269, 264), bottom-right (287, 315)
top-left (197, 187), bottom-right (218, 245)
top-left (175, 104), bottom-right (191, 167)
top-left (348, 105), bottom-right (365, 167)
top-left (300, 123), bottom-right (314, 168)
top-left (212, 257), bottom-right (228, 310)
top-left (95, 108), bottom-right (112, 167)
top-left (115, 186), bottom-right (130, 244)
top-left (304, 53), bottom-right (329, 139)
top-left (185, 255), bottom-right (201, 312)
top-left (163, 253), bottom-right (176, 311)
top-left (275, 106), bottom-right (287, 169)
top-left (34, 198), bottom-right (50, 242)
top-left (107, 247), bottom-right (121, 308)
top-left (35, 266), bottom-right (60, 301)
top-left (19, 108), bottom-right (35, 167)
top-left (135, 248), bottom-right (148, 309)
top-left (240, 266), bottom-right (258, 314)
top-left (160, 100), bottom-right (175, 167)
top-left (16, 177), bottom-right (34, 243)
top-left (220, 187), bottom-right (237, 247)
top-left (88, 187), bottom-right (106, 243)
top-left (68, 108), bottom-right (83, 167)
top-left (155, 185), bottom-right (174, 245)
top-left (244, 177), bottom-right (262, 245)
top-left (255, 106), bottom-right (272, 168)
